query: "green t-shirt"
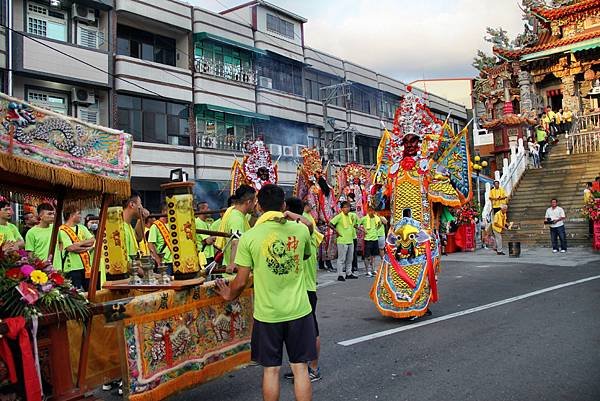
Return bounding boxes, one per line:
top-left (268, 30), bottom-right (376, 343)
top-left (377, 219), bottom-right (386, 238)
top-left (235, 219), bottom-right (312, 323)
top-left (195, 218), bottom-right (215, 258)
top-left (123, 222), bottom-right (139, 261)
top-left (223, 209), bottom-right (250, 266)
top-left (148, 222), bottom-right (172, 263)
top-left (360, 215), bottom-right (382, 241)
top-left (330, 212), bottom-right (355, 245)
top-left (25, 225), bottom-right (55, 261)
top-left (304, 232), bottom-right (318, 292)
top-left (536, 128), bottom-right (547, 142)
top-left (58, 224), bottom-right (93, 273)
top-left (349, 212), bottom-right (359, 239)
top-left (0, 222), bottom-right (23, 245)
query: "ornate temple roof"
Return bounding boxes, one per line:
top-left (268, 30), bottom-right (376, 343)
top-left (532, 0), bottom-right (600, 20)
top-left (493, 29), bottom-right (600, 60)
top-left (481, 113), bottom-right (537, 129)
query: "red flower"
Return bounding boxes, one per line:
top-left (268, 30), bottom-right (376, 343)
top-left (401, 157), bottom-right (417, 170)
top-left (6, 267), bottom-right (23, 280)
top-left (34, 259), bottom-right (47, 270)
top-left (50, 272), bottom-right (65, 285)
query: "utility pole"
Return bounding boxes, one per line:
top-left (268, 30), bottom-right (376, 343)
top-left (320, 81), bottom-right (357, 169)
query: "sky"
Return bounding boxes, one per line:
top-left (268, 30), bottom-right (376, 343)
top-left (190, 0), bottom-right (525, 83)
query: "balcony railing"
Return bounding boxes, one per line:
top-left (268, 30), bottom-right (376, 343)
top-left (194, 57), bottom-right (257, 85)
top-left (566, 111), bottom-right (600, 154)
top-left (197, 135), bottom-right (252, 152)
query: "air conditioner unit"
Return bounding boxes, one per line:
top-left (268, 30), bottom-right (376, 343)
top-left (293, 144), bottom-right (306, 158)
top-left (72, 88), bottom-right (95, 105)
top-left (72, 4), bottom-right (96, 23)
top-left (198, 135), bottom-right (217, 149)
top-left (282, 145), bottom-right (293, 157)
top-left (269, 143), bottom-right (282, 156)
top-left (258, 76), bottom-right (272, 89)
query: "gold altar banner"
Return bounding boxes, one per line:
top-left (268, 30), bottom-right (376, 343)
top-left (103, 207), bottom-right (129, 277)
top-left (166, 192), bottom-right (200, 276)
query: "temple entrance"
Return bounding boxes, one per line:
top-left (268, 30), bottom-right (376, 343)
top-left (547, 90), bottom-right (563, 111)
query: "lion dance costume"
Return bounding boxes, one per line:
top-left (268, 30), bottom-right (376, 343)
top-left (231, 139), bottom-right (278, 192)
top-left (370, 88), bottom-right (472, 318)
top-left (295, 147), bottom-right (338, 263)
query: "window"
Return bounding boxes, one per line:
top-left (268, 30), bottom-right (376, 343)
top-left (27, 89), bottom-right (68, 115)
top-left (117, 25), bottom-right (176, 66)
top-left (304, 70), bottom-right (344, 106)
top-left (257, 56), bottom-right (303, 96)
top-left (117, 95), bottom-right (189, 146)
top-left (380, 93), bottom-right (400, 119)
top-left (350, 85), bottom-right (378, 115)
top-left (356, 135), bottom-right (379, 166)
top-left (194, 41), bottom-right (255, 83)
top-left (27, 1), bottom-right (67, 42)
top-left (197, 111), bottom-right (254, 149)
top-left (266, 13), bottom-right (294, 40)
top-left (78, 24), bottom-right (104, 49)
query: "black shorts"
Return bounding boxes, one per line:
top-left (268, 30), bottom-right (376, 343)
top-left (307, 291), bottom-right (319, 337)
top-left (251, 313), bottom-right (317, 367)
top-left (364, 240), bottom-right (380, 257)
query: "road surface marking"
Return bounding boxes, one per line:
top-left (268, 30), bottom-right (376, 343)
top-left (338, 274), bottom-right (600, 347)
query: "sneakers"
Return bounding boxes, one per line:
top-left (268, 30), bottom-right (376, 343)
top-left (284, 367), bottom-right (322, 382)
top-left (102, 383), bottom-right (113, 391)
top-left (560, 249), bottom-right (566, 253)
top-left (366, 271), bottom-right (373, 277)
top-left (496, 252), bottom-right (505, 255)
top-left (337, 276), bottom-right (346, 282)
top-left (552, 249), bottom-right (558, 253)
top-left (345, 274), bottom-right (358, 279)
top-left (309, 367), bottom-right (322, 382)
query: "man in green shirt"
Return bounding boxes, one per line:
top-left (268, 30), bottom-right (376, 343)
top-left (195, 201), bottom-right (215, 265)
top-left (25, 203), bottom-right (56, 261)
top-left (377, 216), bottom-right (388, 260)
top-left (0, 200), bottom-right (24, 251)
top-left (122, 193), bottom-right (146, 261)
top-left (217, 185), bottom-right (256, 275)
top-left (148, 204), bottom-right (173, 275)
top-left (349, 209), bottom-right (359, 274)
top-left (58, 206), bottom-right (95, 290)
top-left (359, 210), bottom-right (383, 277)
top-left (216, 184), bottom-right (315, 401)
top-left (284, 197), bottom-right (322, 382)
top-left (330, 201), bottom-right (357, 281)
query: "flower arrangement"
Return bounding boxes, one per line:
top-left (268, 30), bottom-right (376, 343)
top-left (582, 196), bottom-right (600, 221)
top-left (455, 204), bottom-right (479, 225)
top-left (0, 248), bottom-right (90, 321)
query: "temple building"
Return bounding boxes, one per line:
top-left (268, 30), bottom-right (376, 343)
top-left (474, 0), bottom-right (600, 170)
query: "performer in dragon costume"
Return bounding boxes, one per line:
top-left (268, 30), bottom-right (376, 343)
top-left (369, 87), bottom-right (472, 319)
top-left (230, 139), bottom-right (278, 193)
top-left (295, 147), bottom-right (338, 269)
top-left (336, 163), bottom-right (371, 255)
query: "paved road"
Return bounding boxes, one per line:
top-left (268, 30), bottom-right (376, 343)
top-left (103, 249), bottom-right (600, 401)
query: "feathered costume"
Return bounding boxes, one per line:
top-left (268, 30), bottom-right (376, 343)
top-left (230, 139), bottom-right (278, 193)
top-left (295, 147), bottom-right (338, 262)
top-left (336, 163), bottom-right (371, 253)
top-left (369, 88), bottom-right (472, 318)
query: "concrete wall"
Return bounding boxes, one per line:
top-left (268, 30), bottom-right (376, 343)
top-left (115, 0), bottom-right (192, 31)
top-left (343, 61), bottom-right (378, 89)
top-left (20, 36), bottom-right (110, 86)
top-left (132, 142), bottom-right (194, 178)
top-left (256, 87), bottom-right (306, 123)
top-left (193, 8), bottom-right (254, 46)
top-left (304, 48), bottom-right (345, 78)
top-left (193, 74), bottom-right (256, 111)
top-left (114, 55), bottom-right (192, 102)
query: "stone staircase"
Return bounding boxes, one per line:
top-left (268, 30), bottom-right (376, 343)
top-left (505, 147), bottom-right (599, 247)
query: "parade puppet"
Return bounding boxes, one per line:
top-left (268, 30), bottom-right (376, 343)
top-left (230, 139), bottom-right (278, 193)
top-left (336, 163), bottom-right (371, 253)
top-left (295, 147), bottom-right (338, 265)
top-left (369, 87), bottom-right (472, 319)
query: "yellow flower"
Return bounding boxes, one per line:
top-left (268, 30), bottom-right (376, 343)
top-left (30, 270), bottom-right (48, 285)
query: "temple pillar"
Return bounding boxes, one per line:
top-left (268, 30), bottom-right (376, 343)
top-left (518, 71), bottom-right (534, 113)
top-left (561, 74), bottom-right (579, 112)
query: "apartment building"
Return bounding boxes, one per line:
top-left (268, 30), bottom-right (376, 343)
top-left (1, 0), bottom-right (468, 210)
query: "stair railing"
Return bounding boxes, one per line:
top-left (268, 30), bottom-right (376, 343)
top-left (481, 138), bottom-right (527, 223)
top-left (566, 111), bottom-right (600, 154)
